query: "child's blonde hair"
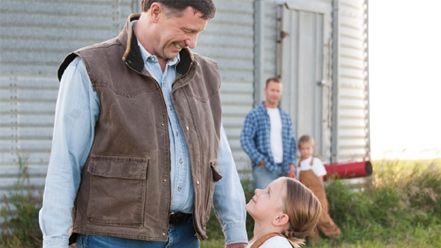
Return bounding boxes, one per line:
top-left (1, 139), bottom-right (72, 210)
top-left (298, 134), bottom-right (314, 149)
top-left (282, 177), bottom-right (322, 247)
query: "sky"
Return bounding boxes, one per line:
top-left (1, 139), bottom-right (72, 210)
top-left (369, 0), bottom-right (441, 159)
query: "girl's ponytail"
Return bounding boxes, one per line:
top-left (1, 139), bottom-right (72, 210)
top-left (282, 229), bottom-right (305, 248)
top-left (282, 178), bottom-right (322, 247)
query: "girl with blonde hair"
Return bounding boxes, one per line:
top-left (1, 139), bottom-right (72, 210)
top-left (246, 177), bottom-right (322, 248)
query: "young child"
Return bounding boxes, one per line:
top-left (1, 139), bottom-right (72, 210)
top-left (296, 134), bottom-right (341, 242)
top-left (246, 177), bottom-right (322, 248)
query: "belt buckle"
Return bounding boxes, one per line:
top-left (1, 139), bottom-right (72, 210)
top-left (169, 212), bottom-right (189, 225)
top-left (169, 212), bottom-right (182, 225)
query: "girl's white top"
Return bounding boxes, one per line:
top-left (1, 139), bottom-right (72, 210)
top-left (296, 156), bottom-right (327, 179)
top-left (247, 236), bottom-right (292, 248)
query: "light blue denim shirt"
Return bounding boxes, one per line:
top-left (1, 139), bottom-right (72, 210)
top-left (39, 45), bottom-right (247, 247)
top-left (137, 41), bottom-right (195, 213)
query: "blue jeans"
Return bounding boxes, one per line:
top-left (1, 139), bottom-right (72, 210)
top-left (76, 218), bottom-right (199, 248)
top-left (252, 164), bottom-right (283, 189)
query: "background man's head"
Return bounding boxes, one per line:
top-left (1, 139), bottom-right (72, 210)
top-left (142, 0), bottom-right (216, 19)
top-left (264, 77), bottom-right (283, 108)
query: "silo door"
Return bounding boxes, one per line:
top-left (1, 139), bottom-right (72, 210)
top-left (277, 3), bottom-right (332, 158)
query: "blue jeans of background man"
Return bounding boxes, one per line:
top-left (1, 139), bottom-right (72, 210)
top-left (252, 163), bottom-right (284, 189)
top-left (76, 217), bottom-right (199, 248)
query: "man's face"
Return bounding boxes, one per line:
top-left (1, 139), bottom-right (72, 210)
top-left (152, 6), bottom-right (208, 60)
top-left (264, 80), bottom-right (282, 107)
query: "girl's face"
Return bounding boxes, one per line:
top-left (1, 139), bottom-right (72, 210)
top-left (299, 142), bottom-right (314, 159)
top-left (246, 178), bottom-right (287, 223)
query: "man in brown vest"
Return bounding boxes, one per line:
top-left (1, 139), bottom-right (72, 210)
top-left (39, 1), bottom-right (248, 247)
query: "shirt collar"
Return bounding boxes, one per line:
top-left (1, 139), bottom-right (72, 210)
top-left (131, 20), bottom-right (180, 67)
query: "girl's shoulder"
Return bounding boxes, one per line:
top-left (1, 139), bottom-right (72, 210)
top-left (260, 236), bottom-right (293, 248)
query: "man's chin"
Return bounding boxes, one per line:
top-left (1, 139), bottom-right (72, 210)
top-left (165, 51), bottom-right (180, 59)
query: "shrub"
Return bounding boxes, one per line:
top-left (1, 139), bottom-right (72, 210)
top-left (0, 155), bottom-right (42, 248)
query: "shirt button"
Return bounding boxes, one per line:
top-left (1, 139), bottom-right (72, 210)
top-left (196, 180), bottom-right (200, 185)
top-left (151, 57), bottom-right (156, 61)
top-left (169, 105), bottom-right (172, 111)
top-left (161, 123), bottom-right (164, 126)
top-left (186, 126), bottom-right (189, 131)
top-left (178, 186), bottom-right (181, 191)
top-left (179, 158), bottom-right (183, 164)
top-left (162, 233), bottom-right (166, 236)
top-left (163, 179), bottom-right (167, 182)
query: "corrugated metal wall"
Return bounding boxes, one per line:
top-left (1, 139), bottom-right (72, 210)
top-left (261, 1), bottom-right (279, 94)
top-left (195, 0), bottom-right (255, 173)
top-left (276, 0), bottom-right (333, 162)
top-left (332, 0), bottom-right (370, 162)
top-left (233, 0), bottom-right (281, 172)
top-left (0, 0), bottom-right (370, 221)
top-left (0, 0), bottom-right (256, 218)
top-left (0, 0), bottom-right (136, 215)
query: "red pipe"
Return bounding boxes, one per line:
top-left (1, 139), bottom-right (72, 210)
top-left (324, 160), bottom-right (372, 181)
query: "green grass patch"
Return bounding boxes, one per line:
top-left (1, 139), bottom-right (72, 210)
top-left (0, 155), bottom-right (42, 248)
top-left (2, 157), bottom-right (440, 247)
top-left (202, 159), bottom-right (441, 248)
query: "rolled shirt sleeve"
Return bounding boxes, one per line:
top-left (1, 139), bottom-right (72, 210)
top-left (213, 125), bottom-right (248, 245)
top-left (39, 57), bottom-right (100, 248)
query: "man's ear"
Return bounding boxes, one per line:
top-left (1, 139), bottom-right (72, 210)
top-left (149, 2), bottom-right (162, 22)
top-left (272, 213), bottom-right (289, 226)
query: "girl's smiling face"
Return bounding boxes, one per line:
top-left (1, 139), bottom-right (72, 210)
top-left (246, 178), bottom-right (287, 223)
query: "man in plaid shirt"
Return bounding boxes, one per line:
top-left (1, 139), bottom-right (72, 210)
top-left (240, 77), bottom-right (297, 189)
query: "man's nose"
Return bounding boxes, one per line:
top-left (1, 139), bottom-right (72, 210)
top-left (185, 35), bottom-right (198, 49)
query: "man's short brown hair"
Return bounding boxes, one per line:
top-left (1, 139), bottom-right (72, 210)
top-left (265, 77), bottom-right (281, 87)
top-left (142, 0), bottom-right (216, 19)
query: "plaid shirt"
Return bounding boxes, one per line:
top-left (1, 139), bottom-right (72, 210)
top-left (240, 102), bottom-right (296, 174)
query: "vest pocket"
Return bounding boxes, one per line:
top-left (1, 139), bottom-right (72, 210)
top-left (86, 155), bottom-right (148, 227)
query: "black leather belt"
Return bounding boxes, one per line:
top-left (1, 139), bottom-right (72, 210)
top-left (169, 212), bottom-right (192, 225)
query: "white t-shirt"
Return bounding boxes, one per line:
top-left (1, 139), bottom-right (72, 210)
top-left (247, 236), bottom-right (293, 248)
top-left (296, 156), bottom-right (327, 179)
top-left (266, 107), bottom-right (283, 164)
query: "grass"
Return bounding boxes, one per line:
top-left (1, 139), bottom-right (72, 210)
top-left (202, 159), bottom-right (441, 248)
top-left (1, 158), bottom-right (440, 247)
top-left (0, 155), bottom-right (42, 248)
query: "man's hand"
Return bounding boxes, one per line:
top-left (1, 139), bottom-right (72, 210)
top-left (259, 159), bottom-right (265, 167)
top-left (286, 164), bottom-right (296, 178)
top-left (226, 243), bottom-right (247, 248)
